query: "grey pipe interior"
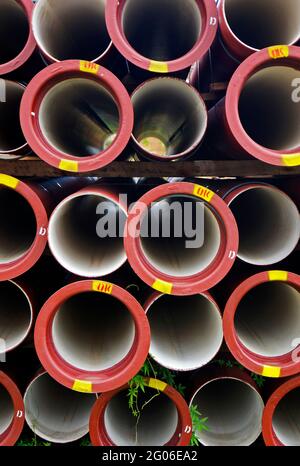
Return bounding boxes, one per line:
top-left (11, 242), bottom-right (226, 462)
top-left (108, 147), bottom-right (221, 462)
top-left (228, 187), bottom-right (300, 265)
top-left (104, 387), bottom-right (178, 446)
top-left (24, 373), bottom-right (95, 443)
top-left (0, 81), bottom-right (26, 152)
top-left (122, 0), bottom-right (202, 61)
top-left (235, 282), bottom-right (300, 358)
top-left (38, 78), bottom-right (120, 157)
top-left (148, 294), bottom-right (223, 371)
top-left (52, 292), bottom-right (135, 372)
top-left (0, 383), bottom-right (14, 436)
top-left (0, 281), bottom-right (32, 351)
top-left (32, 0), bottom-right (110, 62)
top-left (0, 187), bottom-right (36, 264)
top-left (238, 66), bottom-right (300, 151)
top-left (132, 79), bottom-right (207, 157)
top-left (0, 0), bottom-right (29, 65)
top-left (272, 387), bottom-right (300, 446)
top-left (224, 0), bottom-right (300, 50)
top-left (140, 195), bottom-right (221, 277)
top-left (48, 193), bottom-right (127, 277)
top-left (190, 378), bottom-right (264, 446)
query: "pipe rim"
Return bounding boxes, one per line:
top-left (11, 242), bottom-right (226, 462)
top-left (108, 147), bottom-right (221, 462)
top-left (0, 371), bottom-right (24, 446)
top-left (20, 60), bottom-right (134, 173)
top-left (223, 271), bottom-right (300, 378)
top-left (144, 291), bottom-right (223, 371)
top-left (0, 0), bottom-right (36, 76)
top-left (105, 0), bottom-right (218, 74)
top-left (34, 280), bottom-right (150, 393)
top-left (124, 182), bottom-right (239, 295)
top-left (130, 77), bottom-right (208, 161)
top-left (262, 376), bottom-right (300, 446)
top-left (89, 380), bottom-right (192, 446)
top-left (225, 46), bottom-right (300, 167)
top-left (0, 175), bottom-right (48, 280)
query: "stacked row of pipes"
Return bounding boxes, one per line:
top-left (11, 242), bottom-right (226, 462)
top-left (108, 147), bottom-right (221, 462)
top-left (0, 0), bottom-right (299, 447)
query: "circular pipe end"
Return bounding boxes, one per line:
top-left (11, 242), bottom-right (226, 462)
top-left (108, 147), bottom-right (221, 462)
top-left (0, 371), bottom-right (24, 446)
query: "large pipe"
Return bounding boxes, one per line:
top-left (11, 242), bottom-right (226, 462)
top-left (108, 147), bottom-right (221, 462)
top-left (20, 60), bottom-right (134, 173)
top-left (0, 280), bottom-right (33, 353)
top-left (263, 376), bottom-right (300, 446)
top-left (189, 369), bottom-right (264, 446)
top-left (207, 46), bottom-right (300, 167)
top-left (144, 291), bottom-right (223, 371)
top-left (90, 378), bottom-right (192, 446)
top-left (0, 370), bottom-right (24, 446)
top-left (105, 0), bottom-right (218, 75)
top-left (124, 181), bottom-right (239, 295)
top-left (223, 183), bottom-right (300, 266)
top-left (131, 78), bottom-right (207, 161)
top-left (24, 371), bottom-right (96, 444)
top-left (223, 271), bottom-right (300, 378)
top-left (34, 280), bottom-right (150, 393)
top-left (0, 0), bottom-right (36, 76)
top-left (32, 0), bottom-right (111, 64)
top-left (48, 185), bottom-right (127, 277)
top-left (0, 80), bottom-right (28, 158)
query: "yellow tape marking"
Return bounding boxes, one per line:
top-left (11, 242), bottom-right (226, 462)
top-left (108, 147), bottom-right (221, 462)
top-left (0, 174), bottom-right (19, 189)
top-left (282, 154), bottom-right (300, 167)
top-left (59, 159), bottom-right (79, 172)
top-left (92, 280), bottom-right (113, 294)
top-left (268, 45), bottom-right (289, 59)
top-left (149, 61), bottom-right (169, 73)
top-left (193, 184), bottom-right (215, 202)
top-left (79, 60), bottom-right (100, 74)
top-left (152, 279), bottom-right (173, 294)
top-left (268, 271), bottom-right (288, 282)
top-left (72, 379), bottom-right (92, 393)
top-left (262, 366), bottom-right (281, 378)
top-left (146, 378), bottom-right (167, 392)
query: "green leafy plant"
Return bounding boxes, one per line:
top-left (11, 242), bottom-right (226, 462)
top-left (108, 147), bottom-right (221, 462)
top-left (189, 404), bottom-right (209, 446)
top-left (17, 438), bottom-right (51, 447)
top-left (80, 436), bottom-right (92, 447)
top-left (213, 358), bottom-right (266, 387)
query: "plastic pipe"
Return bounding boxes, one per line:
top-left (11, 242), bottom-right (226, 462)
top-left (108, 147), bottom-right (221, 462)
top-left (0, 371), bottom-right (24, 446)
top-left (34, 280), bottom-right (150, 393)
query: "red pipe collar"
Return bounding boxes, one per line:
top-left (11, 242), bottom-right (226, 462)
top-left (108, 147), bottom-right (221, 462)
top-left (124, 182), bottom-right (239, 295)
top-left (20, 60), bottom-right (134, 173)
top-left (223, 271), bottom-right (300, 378)
top-left (89, 378), bottom-right (192, 446)
top-left (225, 46), bottom-right (300, 167)
top-left (0, 174), bottom-right (48, 281)
top-left (34, 280), bottom-right (150, 393)
top-left (105, 0), bottom-right (218, 74)
top-left (0, 371), bottom-right (24, 446)
top-left (0, 0), bottom-right (36, 76)
top-left (262, 376), bottom-right (300, 446)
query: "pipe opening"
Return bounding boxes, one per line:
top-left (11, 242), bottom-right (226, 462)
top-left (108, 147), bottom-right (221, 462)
top-left (191, 378), bottom-right (263, 446)
top-left (272, 387), bottom-right (300, 446)
top-left (132, 79), bottom-right (207, 157)
top-left (104, 387), bottom-right (178, 446)
top-left (238, 66), bottom-right (300, 151)
top-left (52, 292), bottom-right (135, 372)
top-left (148, 294), bottom-right (223, 370)
top-left (0, 383), bottom-right (14, 436)
top-left (0, 0), bottom-right (29, 65)
top-left (49, 193), bottom-right (127, 277)
top-left (229, 187), bottom-right (300, 265)
top-left (0, 281), bottom-right (32, 351)
top-left (235, 282), bottom-right (300, 358)
top-left (140, 195), bottom-right (221, 278)
top-left (0, 187), bottom-right (37, 264)
top-left (38, 78), bottom-right (120, 157)
top-left (121, 0), bottom-right (202, 61)
top-left (24, 373), bottom-right (95, 443)
top-left (0, 81), bottom-right (26, 152)
top-left (224, 0), bottom-right (300, 50)
top-left (32, 0), bottom-right (110, 62)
